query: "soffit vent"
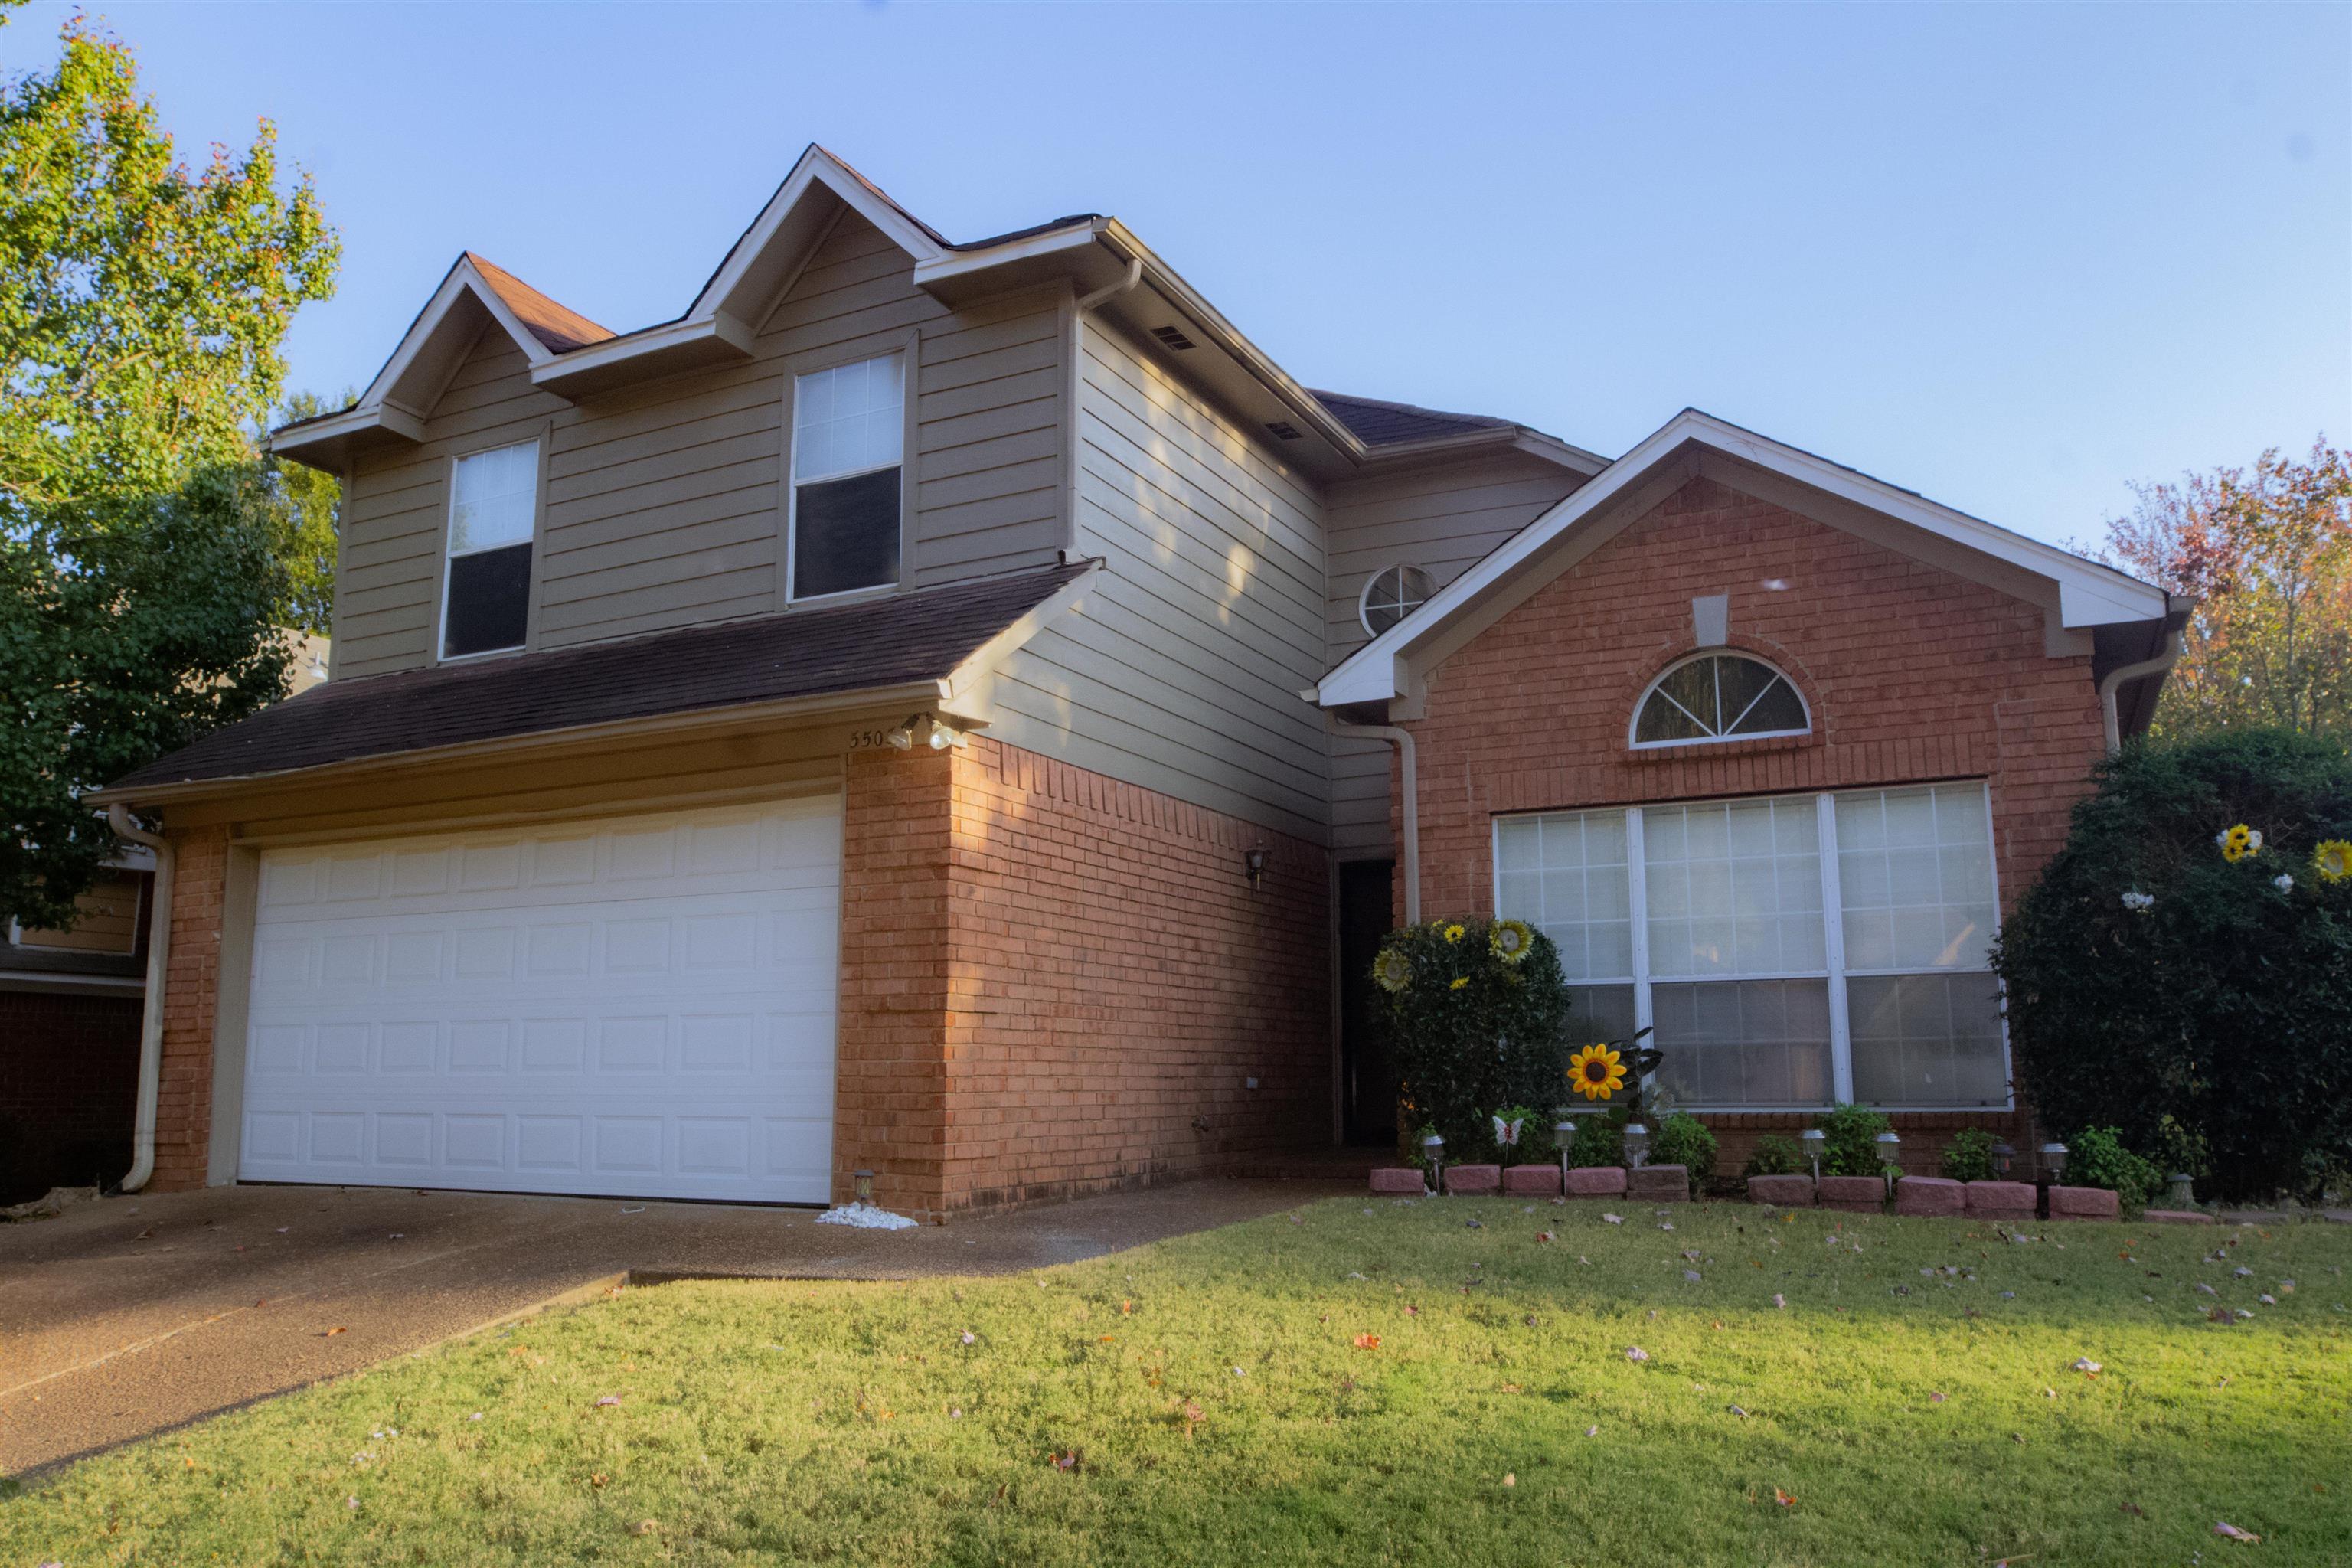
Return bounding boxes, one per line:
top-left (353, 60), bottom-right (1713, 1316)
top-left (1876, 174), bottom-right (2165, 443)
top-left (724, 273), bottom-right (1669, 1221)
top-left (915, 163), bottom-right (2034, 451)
top-left (1264, 421), bottom-right (1303, 441)
top-left (1150, 325), bottom-right (1197, 351)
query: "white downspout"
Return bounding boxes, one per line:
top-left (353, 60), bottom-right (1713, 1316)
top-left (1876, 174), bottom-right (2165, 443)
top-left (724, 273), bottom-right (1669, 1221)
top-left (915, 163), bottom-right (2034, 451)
top-left (2098, 626), bottom-right (2184, 755)
top-left (1060, 256), bottom-right (1143, 559)
top-left (106, 804), bottom-right (172, 1193)
top-left (1328, 717), bottom-right (1419, 923)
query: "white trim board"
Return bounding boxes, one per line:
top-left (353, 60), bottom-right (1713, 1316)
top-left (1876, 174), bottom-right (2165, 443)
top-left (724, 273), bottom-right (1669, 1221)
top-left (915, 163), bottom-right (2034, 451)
top-left (1318, 408), bottom-right (2171, 709)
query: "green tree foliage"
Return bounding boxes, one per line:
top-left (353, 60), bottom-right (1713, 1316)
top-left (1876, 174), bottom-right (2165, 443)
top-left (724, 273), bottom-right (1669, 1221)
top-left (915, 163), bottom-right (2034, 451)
top-left (260, 389), bottom-right (351, 635)
top-left (2096, 439), bottom-right (2351, 739)
top-left (1374, 918), bottom-right (1572, 1164)
top-left (1991, 729), bottom-right (2352, 1200)
top-left (1, 11), bottom-right (338, 924)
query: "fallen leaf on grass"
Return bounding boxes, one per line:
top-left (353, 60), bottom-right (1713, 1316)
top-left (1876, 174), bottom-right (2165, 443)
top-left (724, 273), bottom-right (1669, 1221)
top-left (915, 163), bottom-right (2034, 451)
top-left (1625, 1346), bottom-right (1649, 1362)
top-left (1772, 1293), bottom-right (1786, 1309)
top-left (2121, 1501), bottom-right (2145, 1516)
top-left (1727, 1404), bottom-right (1750, 1418)
top-left (1602, 1213), bottom-right (1624, 1225)
top-left (1585, 1425), bottom-right (1599, 1437)
top-left (1930, 1391), bottom-right (1948, 1403)
top-left (629, 1521), bottom-right (658, 1537)
top-left (1502, 1472), bottom-right (1516, 1488)
top-left (595, 1395), bottom-right (622, 1407)
top-left (2213, 1521), bottom-right (2262, 1543)
top-left (1352, 1334), bottom-right (1381, 1349)
top-left (1773, 1488), bottom-right (1795, 1508)
top-left (590, 1473), bottom-right (609, 1489)
top-left (1050, 1449), bottom-right (1083, 1472)
top-left (1535, 1231), bottom-right (1556, 1243)
top-left (2072, 1357), bottom-right (2102, 1376)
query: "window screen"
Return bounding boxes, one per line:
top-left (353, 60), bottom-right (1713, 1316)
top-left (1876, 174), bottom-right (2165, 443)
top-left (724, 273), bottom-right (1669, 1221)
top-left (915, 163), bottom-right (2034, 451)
top-left (442, 441), bottom-right (537, 658)
top-left (791, 353), bottom-right (903, 599)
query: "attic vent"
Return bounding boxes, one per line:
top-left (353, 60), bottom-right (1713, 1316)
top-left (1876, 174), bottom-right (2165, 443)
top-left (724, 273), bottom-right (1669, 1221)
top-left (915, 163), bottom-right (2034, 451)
top-left (1264, 421), bottom-right (1303, 442)
top-left (1150, 325), bottom-right (1197, 351)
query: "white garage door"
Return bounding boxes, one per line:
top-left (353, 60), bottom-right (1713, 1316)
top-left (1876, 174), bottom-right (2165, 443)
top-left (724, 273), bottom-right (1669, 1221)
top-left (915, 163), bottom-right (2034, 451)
top-left (237, 797), bottom-right (840, 1203)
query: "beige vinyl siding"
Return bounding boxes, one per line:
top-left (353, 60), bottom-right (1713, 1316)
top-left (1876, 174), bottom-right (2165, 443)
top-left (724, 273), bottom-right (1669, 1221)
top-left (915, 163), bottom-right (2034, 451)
top-left (1323, 450), bottom-right (1589, 855)
top-left (15, 874), bottom-right (144, 953)
top-left (330, 212), bottom-right (1064, 677)
top-left (985, 315), bottom-right (1331, 841)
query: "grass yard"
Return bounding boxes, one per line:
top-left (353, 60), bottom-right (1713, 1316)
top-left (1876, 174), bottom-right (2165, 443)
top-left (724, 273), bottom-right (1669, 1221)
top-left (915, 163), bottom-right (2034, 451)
top-left (5, 1197), bottom-right (2350, 1566)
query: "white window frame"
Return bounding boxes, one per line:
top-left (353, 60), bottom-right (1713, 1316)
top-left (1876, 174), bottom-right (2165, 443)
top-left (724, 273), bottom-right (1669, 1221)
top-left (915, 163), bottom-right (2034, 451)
top-left (1491, 783), bottom-right (2010, 1113)
top-left (1357, 564), bottom-right (1436, 639)
top-left (436, 437), bottom-right (542, 663)
top-left (1628, 652), bottom-right (1811, 750)
top-left (784, 347), bottom-right (910, 606)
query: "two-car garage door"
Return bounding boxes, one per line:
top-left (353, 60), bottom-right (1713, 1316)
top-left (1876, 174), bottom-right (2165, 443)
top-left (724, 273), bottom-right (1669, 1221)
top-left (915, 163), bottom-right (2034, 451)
top-left (237, 797), bottom-right (840, 1204)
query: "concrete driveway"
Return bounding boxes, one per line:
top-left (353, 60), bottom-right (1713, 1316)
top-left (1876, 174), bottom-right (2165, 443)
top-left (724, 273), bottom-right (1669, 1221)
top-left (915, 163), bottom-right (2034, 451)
top-left (1, 1177), bottom-right (1347, 1476)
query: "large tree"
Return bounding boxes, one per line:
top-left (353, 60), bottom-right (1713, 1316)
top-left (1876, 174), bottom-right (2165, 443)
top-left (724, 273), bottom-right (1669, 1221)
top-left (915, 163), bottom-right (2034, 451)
top-left (2096, 439), bottom-right (2352, 740)
top-left (2, 11), bottom-right (338, 927)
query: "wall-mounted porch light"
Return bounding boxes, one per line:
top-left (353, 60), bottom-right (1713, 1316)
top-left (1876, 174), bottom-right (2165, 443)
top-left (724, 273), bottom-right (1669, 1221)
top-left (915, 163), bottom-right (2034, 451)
top-left (1244, 845), bottom-right (1267, 890)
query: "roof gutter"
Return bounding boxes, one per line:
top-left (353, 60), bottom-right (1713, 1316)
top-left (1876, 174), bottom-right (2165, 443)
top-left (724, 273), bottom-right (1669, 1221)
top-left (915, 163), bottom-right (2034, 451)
top-left (105, 805), bottom-right (172, 1194)
top-left (2099, 619), bottom-right (2186, 755)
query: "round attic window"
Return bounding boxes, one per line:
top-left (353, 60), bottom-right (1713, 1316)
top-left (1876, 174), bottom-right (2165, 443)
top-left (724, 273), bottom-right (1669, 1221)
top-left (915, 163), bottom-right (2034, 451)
top-left (1360, 564), bottom-right (1435, 637)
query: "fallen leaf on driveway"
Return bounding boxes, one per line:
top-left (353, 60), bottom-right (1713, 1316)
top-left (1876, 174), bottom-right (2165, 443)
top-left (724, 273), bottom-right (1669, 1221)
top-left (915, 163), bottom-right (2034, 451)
top-left (323, 1327), bottom-right (346, 1337)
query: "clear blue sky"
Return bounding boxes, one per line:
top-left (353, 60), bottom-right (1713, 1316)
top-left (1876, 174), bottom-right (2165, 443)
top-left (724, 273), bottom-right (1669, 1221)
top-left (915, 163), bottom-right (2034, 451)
top-left (9, 2), bottom-right (2347, 549)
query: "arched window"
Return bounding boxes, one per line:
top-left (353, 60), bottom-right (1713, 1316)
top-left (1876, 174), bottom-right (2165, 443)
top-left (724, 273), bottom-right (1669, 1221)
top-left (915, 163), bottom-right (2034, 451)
top-left (1359, 564), bottom-right (1435, 636)
top-left (1632, 652), bottom-right (1808, 747)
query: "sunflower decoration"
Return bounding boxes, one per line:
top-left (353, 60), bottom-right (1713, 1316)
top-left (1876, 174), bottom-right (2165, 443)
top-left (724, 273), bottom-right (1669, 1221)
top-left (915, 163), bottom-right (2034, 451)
top-left (2314, 840), bottom-right (2352, 884)
top-left (1566, 1043), bottom-right (1626, 1102)
top-left (1490, 918), bottom-right (1535, 965)
top-left (1442, 923), bottom-right (1467, 944)
top-left (2216, 823), bottom-right (2263, 863)
top-left (1373, 948), bottom-right (1414, 994)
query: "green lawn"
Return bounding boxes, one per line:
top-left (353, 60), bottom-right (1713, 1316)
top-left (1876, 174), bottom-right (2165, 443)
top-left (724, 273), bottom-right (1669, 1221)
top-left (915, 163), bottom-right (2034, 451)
top-left (7, 1198), bottom-right (2350, 1566)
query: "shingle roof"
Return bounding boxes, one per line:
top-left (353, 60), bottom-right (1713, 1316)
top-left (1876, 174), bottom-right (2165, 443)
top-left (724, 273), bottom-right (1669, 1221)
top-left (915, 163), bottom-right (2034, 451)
top-left (1308, 390), bottom-right (1516, 447)
top-left (465, 253), bottom-right (617, 354)
top-left (105, 564), bottom-right (1090, 794)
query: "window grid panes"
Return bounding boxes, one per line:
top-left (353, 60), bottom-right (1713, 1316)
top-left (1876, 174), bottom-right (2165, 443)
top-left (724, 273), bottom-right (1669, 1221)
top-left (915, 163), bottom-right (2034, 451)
top-left (1361, 565), bottom-right (1435, 637)
top-left (442, 441), bottom-right (537, 658)
top-left (1632, 654), bottom-right (1809, 746)
top-left (1494, 782), bottom-right (2005, 1111)
top-left (448, 442), bottom-right (537, 555)
top-left (794, 354), bottom-right (905, 482)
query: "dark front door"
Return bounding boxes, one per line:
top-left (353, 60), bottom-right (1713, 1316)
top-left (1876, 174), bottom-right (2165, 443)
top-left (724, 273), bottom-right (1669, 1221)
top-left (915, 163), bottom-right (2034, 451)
top-left (1338, 858), bottom-right (1398, 1146)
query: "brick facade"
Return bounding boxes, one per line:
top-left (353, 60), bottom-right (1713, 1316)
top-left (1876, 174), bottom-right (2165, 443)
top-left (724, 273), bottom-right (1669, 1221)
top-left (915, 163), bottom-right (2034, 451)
top-left (840, 736), bottom-right (1330, 1217)
top-left (147, 743), bottom-right (1330, 1214)
top-left (1396, 475), bottom-right (2108, 1169)
top-left (0, 991), bottom-right (142, 1200)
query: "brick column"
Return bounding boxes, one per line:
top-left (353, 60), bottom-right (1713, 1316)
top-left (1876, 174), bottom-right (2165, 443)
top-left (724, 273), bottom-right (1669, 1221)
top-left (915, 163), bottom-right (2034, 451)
top-left (149, 825), bottom-right (228, 1191)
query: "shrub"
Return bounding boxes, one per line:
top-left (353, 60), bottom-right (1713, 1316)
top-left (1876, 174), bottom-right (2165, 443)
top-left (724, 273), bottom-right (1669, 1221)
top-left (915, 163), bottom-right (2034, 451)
top-left (1563, 1109), bottom-right (1625, 1169)
top-left (1939, 1128), bottom-right (2001, 1184)
top-left (2063, 1126), bottom-right (2164, 1209)
top-left (1744, 1133), bottom-right (1805, 1178)
top-left (1991, 728), bottom-right (2352, 1200)
top-left (1648, 1112), bottom-right (1717, 1194)
top-left (1375, 918), bottom-right (1572, 1165)
top-left (1818, 1102), bottom-right (1893, 1178)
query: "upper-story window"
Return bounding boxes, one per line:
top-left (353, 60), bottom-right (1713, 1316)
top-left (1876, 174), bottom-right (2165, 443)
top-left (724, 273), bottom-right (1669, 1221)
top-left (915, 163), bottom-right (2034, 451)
top-left (1360, 564), bottom-right (1435, 637)
top-left (789, 352), bottom-right (905, 601)
top-left (1632, 652), bottom-right (1808, 747)
top-left (441, 440), bottom-right (539, 659)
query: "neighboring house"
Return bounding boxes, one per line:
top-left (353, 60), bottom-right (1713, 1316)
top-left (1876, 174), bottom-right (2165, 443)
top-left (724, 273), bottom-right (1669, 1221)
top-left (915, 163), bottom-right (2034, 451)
top-left (2, 641), bottom-right (330, 1203)
top-left (90, 147), bottom-right (2184, 1218)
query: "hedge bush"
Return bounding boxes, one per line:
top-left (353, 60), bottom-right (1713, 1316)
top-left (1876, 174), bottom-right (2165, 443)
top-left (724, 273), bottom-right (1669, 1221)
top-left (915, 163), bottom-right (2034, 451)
top-left (1939, 1128), bottom-right (2001, 1184)
top-left (1818, 1103), bottom-right (1893, 1178)
top-left (1743, 1133), bottom-right (1805, 1178)
top-left (1374, 917), bottom-right (1572, 1164)
top-left (2064, 1126), bottom-right (2164, 1209)
top-left (1991, 728), bottom-right (2352, 1200)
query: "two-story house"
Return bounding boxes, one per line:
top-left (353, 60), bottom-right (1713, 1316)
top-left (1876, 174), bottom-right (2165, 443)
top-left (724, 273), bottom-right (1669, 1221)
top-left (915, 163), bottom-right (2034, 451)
top-left (93, 148), bottom-right (2185, 1217)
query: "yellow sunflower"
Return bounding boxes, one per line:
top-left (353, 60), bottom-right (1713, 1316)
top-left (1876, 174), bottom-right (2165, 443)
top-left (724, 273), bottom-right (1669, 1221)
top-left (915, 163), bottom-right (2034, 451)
top-left (1566, 1044), bottom-right (1626, 1102)
top-left (2314, 840), bottom-right (2352, 884)
top-left (1449, 975), bottom-right (1470, 991)
top-left (1490, 918), bottom-right (1535, 965)
top-left (1442, 923), bottom-right (1466, 944)
top-left (2217, 823), bottom-right (2262, 863)
top-left (1373, 949), bottom-right (1413, 994)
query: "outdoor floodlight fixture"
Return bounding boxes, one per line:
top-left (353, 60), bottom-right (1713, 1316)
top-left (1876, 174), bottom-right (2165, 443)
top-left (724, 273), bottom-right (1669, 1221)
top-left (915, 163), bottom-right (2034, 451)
top-left (1622, 1122), bottom-right (1649, 1169)
top-left (1801, 1126), bottom-right (1825, 1182)
top-left (2040, 1142), bottom-right (2068, 1181)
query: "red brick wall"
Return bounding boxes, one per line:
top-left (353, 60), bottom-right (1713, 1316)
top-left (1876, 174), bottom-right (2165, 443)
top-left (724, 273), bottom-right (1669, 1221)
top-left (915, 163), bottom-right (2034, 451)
top-left (148, 826), bottom-right (227, 1192)
top-left (0, 990), bottom-right (142, 1200)
top-left (1400, 475), bottom-right (2105, 1169)
top-left (936, 737), bottom-right (1330, 1212)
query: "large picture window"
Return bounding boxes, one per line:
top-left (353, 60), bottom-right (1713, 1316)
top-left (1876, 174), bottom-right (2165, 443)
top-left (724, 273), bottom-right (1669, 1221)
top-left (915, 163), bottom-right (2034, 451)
top-left (1494, 782), bottom-right (2006, 1109)
top-left (789, 352), bottom-right (903, 601)
top-left (440, 440), bottom-right (538, 659)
